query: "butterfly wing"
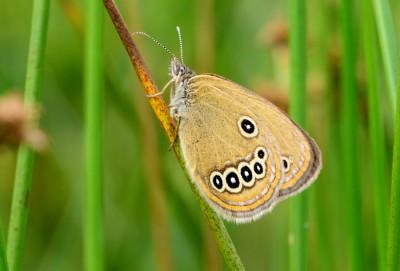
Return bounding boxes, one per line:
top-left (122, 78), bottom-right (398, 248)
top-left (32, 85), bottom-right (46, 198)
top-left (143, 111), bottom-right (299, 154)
top-left (177, 74), bottom-right (321, 223)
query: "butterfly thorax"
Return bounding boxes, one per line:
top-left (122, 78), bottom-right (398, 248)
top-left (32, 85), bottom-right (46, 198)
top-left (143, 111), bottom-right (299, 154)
top-left (169, 58), bottom-right (196, 119)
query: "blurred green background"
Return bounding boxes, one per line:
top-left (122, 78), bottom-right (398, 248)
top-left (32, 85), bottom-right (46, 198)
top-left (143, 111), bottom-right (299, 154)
top-left (1, 0), bottom-right (399, 270)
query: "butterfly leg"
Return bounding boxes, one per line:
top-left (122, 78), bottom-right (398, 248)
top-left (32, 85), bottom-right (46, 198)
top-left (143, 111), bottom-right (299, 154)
top-left (146, 78), bottom-right (174, 98)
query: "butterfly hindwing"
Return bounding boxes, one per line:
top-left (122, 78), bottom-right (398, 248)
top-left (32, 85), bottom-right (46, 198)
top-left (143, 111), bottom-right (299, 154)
top-left (177, 74), bottom-right (321, 223)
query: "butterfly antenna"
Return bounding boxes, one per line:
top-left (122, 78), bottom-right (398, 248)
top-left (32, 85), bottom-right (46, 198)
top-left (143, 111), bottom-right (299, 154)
top-left (132, 31), bottom-right (177, 60)
top-left (176, 26), bottom-right (184, 64)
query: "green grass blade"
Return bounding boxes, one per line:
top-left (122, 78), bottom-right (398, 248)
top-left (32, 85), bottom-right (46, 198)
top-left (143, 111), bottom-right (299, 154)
top-left (0, 222), bottom-right (8, 271)
top-left (310, 1), bottom-right (341, 268)
top-left (6, 0), bottom-right (50, 270)
top-left (83, 0), bottom-right (104, 270)
top-left (387, 65), bottom-right (400, 271)
top-left (371, 0), bottom-right (398, 114)
top-left (288, 0), bottom-right (308, 270)
top-left (340, 0), bottom-right (364, 269)
top-left (362, 0), bottom-right (389, 270)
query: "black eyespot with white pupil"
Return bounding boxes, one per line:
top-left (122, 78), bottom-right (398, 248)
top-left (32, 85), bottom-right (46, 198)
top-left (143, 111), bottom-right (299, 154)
top-left (209, 146), bottom-right (268, 193)
top-left (240, 166), bottom-right (253, 183)
top-left (226, 172), bottom-right (240, 189)
top-left (254, 162), bottom-right (263, 175)
top-left (257, 149), bottom-right (265, 159)
top-left (212, 175), bottom-right (223, 190)
top-left (241, 119), bottom-right (254, 133)
top-left (238, 116), bottom-right (258, 138)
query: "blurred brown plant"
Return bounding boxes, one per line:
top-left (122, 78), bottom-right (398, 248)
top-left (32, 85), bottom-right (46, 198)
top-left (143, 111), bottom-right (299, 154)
top-left (259, 19), bottom-right (289, 48)
top-left (254, 80), bottom-right (289, 113)
top-left (0, 91), bottom-right (47, 151)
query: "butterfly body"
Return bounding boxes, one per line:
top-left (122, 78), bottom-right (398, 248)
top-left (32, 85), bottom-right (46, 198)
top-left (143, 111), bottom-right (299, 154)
top-left (168, 58), bottom-right (321, 223)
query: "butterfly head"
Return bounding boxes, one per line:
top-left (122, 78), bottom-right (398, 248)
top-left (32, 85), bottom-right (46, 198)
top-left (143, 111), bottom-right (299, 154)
top-left (169, 57), bottom-right (195, 83)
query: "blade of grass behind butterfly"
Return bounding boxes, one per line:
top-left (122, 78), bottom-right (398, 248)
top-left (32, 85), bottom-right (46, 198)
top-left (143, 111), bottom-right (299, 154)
top-left (307, 0), bottom-right (338, 269)
top-left (386, 64), bottom-right (400, 271)
top-left (288, 0), bottom-right (309, 270)
top-left (371, 0), bottom-right (398, 116)
top-left (0, 222), bottom-right (8, 271)
top-left (361, 0), bottom-right (389, 270)
top-left (102, 1), bottom-right (245, 270)
top-left (83, 0), bottom-right (104, 269)
top-left (7, 0), bottom-right (50, 270)
top-left (340, 0), bottom-right (365, 269)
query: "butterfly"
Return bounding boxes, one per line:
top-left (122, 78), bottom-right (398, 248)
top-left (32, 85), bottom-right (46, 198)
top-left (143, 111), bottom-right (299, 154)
top-left (138, 28), bottom-right (322, 223)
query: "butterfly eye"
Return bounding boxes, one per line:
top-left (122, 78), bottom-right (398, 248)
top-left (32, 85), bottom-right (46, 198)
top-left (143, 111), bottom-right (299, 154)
top-left (238, 116), bottom-right (258, 138)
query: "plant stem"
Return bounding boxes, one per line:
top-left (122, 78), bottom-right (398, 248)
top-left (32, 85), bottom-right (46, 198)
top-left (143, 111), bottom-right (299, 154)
top-left (288, 0), bottom-right (308, 270)
top-left (387, 65), bottom-right (400, 271)
top-left (371, 0), bottom-right (398, 115)
top-left (0, 222), bottom-right (8, 271)
top-left (83, 0), bottom-right (104, 270)
top-left (340, 0), bottom-right (364, 269)
top-left (361, 0), bottom-right (389, 270)
top-left (7, 0), bottom-right (50, 270)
